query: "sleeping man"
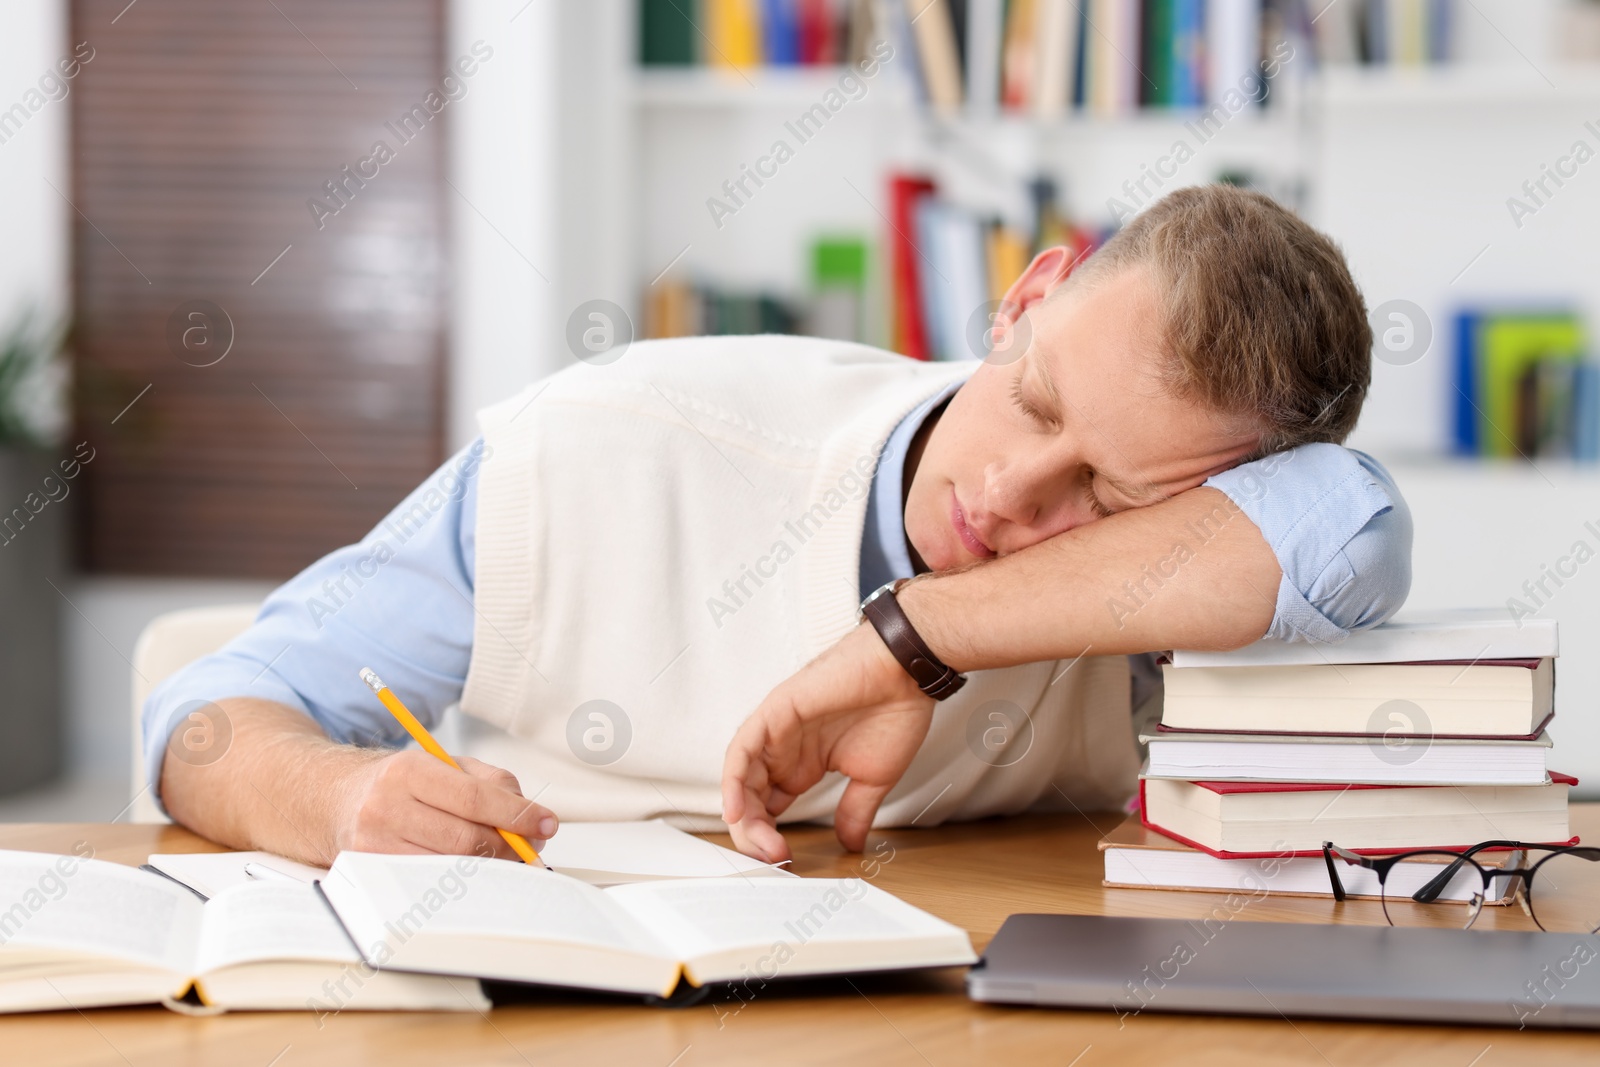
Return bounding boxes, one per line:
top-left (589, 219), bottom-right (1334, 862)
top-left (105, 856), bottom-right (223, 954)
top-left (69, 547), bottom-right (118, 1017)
top-left (146, 184), bottom-right (1410, 865)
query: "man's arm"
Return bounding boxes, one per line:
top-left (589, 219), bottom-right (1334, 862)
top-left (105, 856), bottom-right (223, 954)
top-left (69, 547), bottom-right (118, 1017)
top-left (144, 439), bottom-right (557, 865)
top-left (160, 698), bottom-right (554, 866)
top-left (902, 487), bottom-right (1278, 669)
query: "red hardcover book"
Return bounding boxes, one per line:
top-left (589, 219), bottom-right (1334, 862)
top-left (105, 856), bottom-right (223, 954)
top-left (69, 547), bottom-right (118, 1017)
top-left (798, 0), bottom-right (836, 63)
top-left (887, 173), bottom-right (937, 361)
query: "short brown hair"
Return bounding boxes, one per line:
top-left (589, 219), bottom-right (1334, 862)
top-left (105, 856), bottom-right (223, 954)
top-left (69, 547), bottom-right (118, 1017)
top-left (1070, 184), bottom-right (1370, 456)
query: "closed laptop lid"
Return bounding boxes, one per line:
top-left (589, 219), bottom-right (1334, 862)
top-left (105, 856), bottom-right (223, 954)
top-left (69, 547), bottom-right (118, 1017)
top-left (967, 914), bottom-right (1600, 1030)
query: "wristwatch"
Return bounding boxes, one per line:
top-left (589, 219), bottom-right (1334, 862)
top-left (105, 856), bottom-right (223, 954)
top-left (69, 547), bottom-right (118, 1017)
top-left (858, 579), bottom-right (968, 700)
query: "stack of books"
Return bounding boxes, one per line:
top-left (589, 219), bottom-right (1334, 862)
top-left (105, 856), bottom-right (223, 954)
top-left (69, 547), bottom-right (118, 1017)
top-left (1103, 609), bottom-right (1576, 903)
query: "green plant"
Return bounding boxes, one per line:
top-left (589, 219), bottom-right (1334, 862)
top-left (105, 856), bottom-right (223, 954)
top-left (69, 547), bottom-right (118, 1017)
top-left (0, 311), bottom-right (62, 448)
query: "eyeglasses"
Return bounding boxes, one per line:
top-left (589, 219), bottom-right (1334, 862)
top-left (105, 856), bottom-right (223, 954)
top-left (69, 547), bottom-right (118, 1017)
top-left (1322, 839), bottom-right (1600, 933)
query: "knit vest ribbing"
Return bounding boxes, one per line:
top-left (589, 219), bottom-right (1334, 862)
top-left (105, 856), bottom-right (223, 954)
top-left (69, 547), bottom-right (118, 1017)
top-left (457, 336), bottom-right (1138, 828)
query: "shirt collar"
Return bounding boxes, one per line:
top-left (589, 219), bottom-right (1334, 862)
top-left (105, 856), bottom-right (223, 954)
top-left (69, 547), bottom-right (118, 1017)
top-left (858, 377), bottom-right (967, 599)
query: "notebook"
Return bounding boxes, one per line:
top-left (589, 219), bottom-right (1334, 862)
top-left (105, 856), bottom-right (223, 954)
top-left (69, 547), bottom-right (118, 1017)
top-left (148, 819), bottom-right (790, 896)
top-left (0, 849), bottom-right (484, 1014)
top-left (319, 851), bottom-right (977, 998)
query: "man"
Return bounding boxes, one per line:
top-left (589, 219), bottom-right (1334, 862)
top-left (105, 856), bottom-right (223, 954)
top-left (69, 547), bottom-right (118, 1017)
top-left (147, 185), bottom-right (1409, 866)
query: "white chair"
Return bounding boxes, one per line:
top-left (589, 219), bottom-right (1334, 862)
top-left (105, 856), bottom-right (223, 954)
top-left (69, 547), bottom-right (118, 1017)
top-left (128, 603), bottom-right (261, 823)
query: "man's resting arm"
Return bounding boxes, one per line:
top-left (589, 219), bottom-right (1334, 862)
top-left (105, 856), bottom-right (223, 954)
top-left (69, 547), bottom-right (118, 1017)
top-left (909, 443), bottom-right (1412, 668)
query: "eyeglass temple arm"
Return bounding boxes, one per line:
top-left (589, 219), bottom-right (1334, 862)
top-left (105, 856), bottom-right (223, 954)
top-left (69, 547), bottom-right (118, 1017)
top-left (1322, 842), bottom-right (1353, 902)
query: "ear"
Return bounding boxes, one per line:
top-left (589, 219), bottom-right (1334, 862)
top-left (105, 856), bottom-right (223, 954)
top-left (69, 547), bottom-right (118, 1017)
top-left (994, 246), bottom-right (1078, 329)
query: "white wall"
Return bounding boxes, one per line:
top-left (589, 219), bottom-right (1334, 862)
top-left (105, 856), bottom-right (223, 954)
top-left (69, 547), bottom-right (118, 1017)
top-left (0, 0), bottom-right (69, 394)
top-left (446, 0), bottom-right (563, 451)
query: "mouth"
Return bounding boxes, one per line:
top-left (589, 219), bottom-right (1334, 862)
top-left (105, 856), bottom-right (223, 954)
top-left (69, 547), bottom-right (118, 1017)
top-left (950, 492), bottom-right (996, 560)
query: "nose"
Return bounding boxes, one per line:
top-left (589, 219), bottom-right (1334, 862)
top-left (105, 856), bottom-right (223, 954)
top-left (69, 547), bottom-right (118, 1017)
top-left (979, 459), bottom-right (1097, 552)
top-left (980, 461), bottom-right (1039, 530)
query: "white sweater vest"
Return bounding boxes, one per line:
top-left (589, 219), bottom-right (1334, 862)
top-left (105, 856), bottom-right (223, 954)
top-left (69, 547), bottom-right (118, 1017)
top-left (457, 335), bottom-right (1138, 829)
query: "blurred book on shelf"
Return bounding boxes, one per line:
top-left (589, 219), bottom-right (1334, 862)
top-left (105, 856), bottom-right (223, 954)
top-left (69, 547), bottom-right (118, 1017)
top-left (645, 235), bottom-right (869, 342)
top-left (808, 235), bottom-right (870, 341)
top-left (646, 280), bottom-right (801, 338)
top-left (638, 1), bottom-right (1463, 102)
top-left (894, 0), bottom-right (1459, 118)
top-left (1451, 309), bottom-right (1596, 461)
top-left (638, 0), bottom-right (882, 68)
top-left (887, 172), bottom-right (1101, 360)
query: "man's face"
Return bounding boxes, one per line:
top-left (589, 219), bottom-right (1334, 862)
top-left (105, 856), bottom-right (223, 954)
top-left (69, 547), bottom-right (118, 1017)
top-left (905, 266), bottom-right (1262, 573)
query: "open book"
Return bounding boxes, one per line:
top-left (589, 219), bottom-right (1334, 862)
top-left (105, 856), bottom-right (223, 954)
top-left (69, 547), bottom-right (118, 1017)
top-left (0, 849), bottom-right (485, 1014)
top-left (320, 851), bottom-right (977, 998)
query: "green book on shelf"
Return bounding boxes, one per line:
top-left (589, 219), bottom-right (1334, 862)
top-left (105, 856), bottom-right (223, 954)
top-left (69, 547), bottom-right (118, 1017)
top-left (1142, 0), bottom-right (1174, 107)
top-left (640, 0), bottom-right (697, 65)
top-left (1478, 313), bottom-right (1585, 457)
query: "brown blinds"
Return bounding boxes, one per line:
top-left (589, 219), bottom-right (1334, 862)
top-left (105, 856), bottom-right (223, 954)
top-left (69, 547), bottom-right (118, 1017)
top-left (71, 0), bottom-right (447, 578)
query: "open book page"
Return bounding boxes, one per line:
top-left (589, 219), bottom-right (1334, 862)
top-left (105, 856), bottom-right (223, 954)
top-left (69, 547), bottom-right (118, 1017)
top-left (323, 853), bottom-right (680, 996)
top-left (0, 851), bottom-right (200, 975)
top-left (605, 878), bottom-right (977, 984)
top-left (147, 852), bottom-right (328, 898)
top-left (538, 820), bottom-right (790, 885)
top-left (191, 882), bottom-right (360, 974)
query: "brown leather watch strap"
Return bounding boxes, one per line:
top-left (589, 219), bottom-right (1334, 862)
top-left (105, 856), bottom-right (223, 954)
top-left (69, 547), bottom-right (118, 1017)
top-left (860, 582), bottom-right (967, 701)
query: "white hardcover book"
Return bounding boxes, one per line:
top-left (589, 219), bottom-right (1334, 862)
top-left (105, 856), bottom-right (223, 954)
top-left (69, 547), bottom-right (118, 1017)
top-left (1099, 816), bottom-right (1524, 902)
top-left (1140, 730), bottom-right (1553, 786)
top-left (1168, 609), bottom-right (1558, 669)
top-left (1159, 658), bottom-right (1554, 737)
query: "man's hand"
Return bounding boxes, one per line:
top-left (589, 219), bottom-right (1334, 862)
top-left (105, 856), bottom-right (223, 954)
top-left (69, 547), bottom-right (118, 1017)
top-left (722, 623), bottom-right (933, 863)
top-left (336, 751), bottom-right (558, 860)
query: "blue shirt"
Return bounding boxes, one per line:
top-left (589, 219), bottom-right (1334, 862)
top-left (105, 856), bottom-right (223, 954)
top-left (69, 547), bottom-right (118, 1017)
top-left (142, 384), bottom-right (1412, 810)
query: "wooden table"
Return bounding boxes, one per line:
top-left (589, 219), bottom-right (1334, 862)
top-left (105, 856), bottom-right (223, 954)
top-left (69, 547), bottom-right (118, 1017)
top-left (6, 809), bottom-right (1600, 1066)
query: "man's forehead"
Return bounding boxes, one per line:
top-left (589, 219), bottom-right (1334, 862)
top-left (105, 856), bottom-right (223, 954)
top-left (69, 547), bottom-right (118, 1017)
top-left (1022, 336), bottom-right (1259, 501)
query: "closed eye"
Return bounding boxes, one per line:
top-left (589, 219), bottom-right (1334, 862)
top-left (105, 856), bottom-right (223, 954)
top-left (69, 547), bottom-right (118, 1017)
top-left (1085, 472), bottom-right (1114, 519)
top-left (1009, 377), bottom-right (1055, 427)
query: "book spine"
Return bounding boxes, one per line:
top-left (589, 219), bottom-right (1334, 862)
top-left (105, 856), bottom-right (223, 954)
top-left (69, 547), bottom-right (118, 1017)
top-left (1452, 310), bottom-right (1479, 455)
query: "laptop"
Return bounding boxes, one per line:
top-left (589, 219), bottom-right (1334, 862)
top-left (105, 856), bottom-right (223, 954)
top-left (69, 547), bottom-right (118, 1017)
top-left (967, 914), bottom-right (1600, 1029)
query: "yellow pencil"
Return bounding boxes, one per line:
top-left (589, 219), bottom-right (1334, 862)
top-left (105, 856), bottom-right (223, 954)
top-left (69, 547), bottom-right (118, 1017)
top-left (359, 667), bottom-right (548, 867)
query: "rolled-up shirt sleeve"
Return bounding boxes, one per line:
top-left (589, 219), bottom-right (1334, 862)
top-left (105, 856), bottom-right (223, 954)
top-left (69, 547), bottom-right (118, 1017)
top-left (140, 439), bottom-right (488, 813)
top-left (1204, 444), bottom-right (1412, 644)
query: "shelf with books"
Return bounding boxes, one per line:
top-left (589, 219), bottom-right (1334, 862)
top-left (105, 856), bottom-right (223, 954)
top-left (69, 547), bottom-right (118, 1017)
top-left (630, 65), bottom-right (909, 107)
